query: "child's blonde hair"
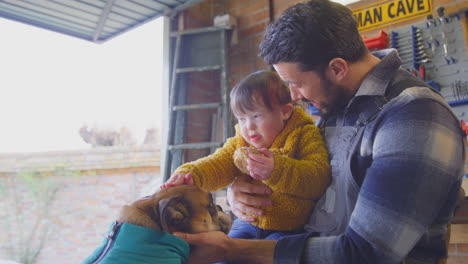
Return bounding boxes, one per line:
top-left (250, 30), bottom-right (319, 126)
top-left (230, 70), bottom-right (291, 116)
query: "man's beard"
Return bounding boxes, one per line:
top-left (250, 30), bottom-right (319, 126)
top-left (308, 77), bottom-right (350, 116)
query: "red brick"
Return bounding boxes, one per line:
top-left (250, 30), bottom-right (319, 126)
top-left (238, 15), bottom-right (251, 29)
top-left (274, 0), bottom-right (300, 17)
top-left (348, 0), bottom-right (374, 10)
top-left (236, 0), bottom-right (269, 17)
top-left (455, 200), bottom-right (468, 218)
top-left (226, 0), bottom-right (251, 14)
top-left (254, 33), bottom-right (265, 44)
top-left (274, 4), bottom-right (289, 18)
top-left (231, 62), bottom-right (251, 76)
top-left (239, 22), bottom-right (266, 39)
top-left (251, 8), bottom-right (270, 24)
top-left (2, 171), bottom-right (158, 264)
top-left (250, 0), bottom-right (269, 12)
top-left (457, 244), bottom-right (468, 253)
top-left (230, 76), bottom-right (242, 87)
top-left (182, 9), bottom-right (211, 29)
top-left (449, 244), bottom-right (457, 253)
top-left (256, 56), bottom-right (268, 69)
top-left (253, 34), bottom-right (264, 50)
top-left (447, 255), bottom-right (468, 264)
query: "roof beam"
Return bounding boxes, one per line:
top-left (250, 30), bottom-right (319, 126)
top-left (152, 0), bottom-right (173, 11)
top-left (93, 0), bottom-right (117, 42)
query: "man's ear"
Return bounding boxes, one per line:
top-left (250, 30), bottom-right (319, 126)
top-left (327, 58), bottom-right (348, 83)
top-left (281, 103), bottom-right (294, 120)
top-left (158, 196), bottom-right (191, 233)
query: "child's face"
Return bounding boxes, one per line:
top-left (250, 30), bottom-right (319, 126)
top-left (235, 101), bottom-right (293, 149)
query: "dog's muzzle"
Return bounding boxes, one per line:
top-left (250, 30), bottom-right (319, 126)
top-left (216, 205), bottom-right (233, 234)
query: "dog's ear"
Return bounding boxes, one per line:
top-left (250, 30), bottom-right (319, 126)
top-left (158, 196), bottom-right (192, 233)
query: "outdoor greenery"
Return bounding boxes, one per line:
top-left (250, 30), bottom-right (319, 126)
top-left (0, 165), bottom-right (80, 264)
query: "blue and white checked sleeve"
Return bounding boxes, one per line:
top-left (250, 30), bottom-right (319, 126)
top-left (275, 96), bottom-right (464, 264)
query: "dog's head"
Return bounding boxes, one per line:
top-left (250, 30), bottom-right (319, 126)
top-left (119, 185), bottom-right (232, 234)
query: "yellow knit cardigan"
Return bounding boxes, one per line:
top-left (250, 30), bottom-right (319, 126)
top-left (174, 107), bottom-right (330, 231)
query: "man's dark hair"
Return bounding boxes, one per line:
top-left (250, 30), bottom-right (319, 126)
top-left (259, 0), bottom-right (368, 73)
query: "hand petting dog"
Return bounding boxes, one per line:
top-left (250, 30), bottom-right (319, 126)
top-left (160, 172), bottom-right (194, 189)
top-left (82, 185), bottom-right (232, 264)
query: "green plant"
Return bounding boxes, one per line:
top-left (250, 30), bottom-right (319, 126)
top-left (0, 165), bottom-right (81, 264)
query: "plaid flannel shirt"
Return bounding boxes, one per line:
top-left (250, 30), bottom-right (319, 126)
top-left (275, 49), bottom-right (465, 264)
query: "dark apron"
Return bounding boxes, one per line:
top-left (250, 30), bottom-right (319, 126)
top-left (305, 111), bottom-right (371, 236)
top-left (304, 71), bottom-right (438, 236)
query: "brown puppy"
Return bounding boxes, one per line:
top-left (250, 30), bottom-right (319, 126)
top-left (119, 185), bottom-right (232, 234)
top-left (82, 185), bottom-right (232, 264)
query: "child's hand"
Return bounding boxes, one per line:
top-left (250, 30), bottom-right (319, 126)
top-left (160, 173), bottom-right (194, 189)
top-left (246, 148), bottom-right (274, 181)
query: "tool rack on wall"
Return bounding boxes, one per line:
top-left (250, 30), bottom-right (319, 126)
top-left (392, 9), bottom-right (468, 118)
top-left (364, 8), bottom-right (468, 124)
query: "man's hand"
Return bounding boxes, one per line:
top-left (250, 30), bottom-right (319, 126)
top-left (174, 231), bottom-right (231, 264)
top-left (247, 148), bottom-right (274, 180)
top-left (174, 231), bottom-right (276, 264)
top-left (227, 174), bottom-right (273, 222)
top-left (160, 173), bottom-right (194, 189)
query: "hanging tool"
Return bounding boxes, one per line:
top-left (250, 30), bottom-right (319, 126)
top-left (425, 14), bottom-right (439, 57)
top-left (437, 6), bottom-right (456, 64)
top-left (437, 7), bottom-right (449, 56)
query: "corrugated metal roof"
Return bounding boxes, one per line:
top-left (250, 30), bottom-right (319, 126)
top-left (0, 0), bottom-right (203, 43)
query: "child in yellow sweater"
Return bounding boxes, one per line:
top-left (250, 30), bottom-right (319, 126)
top-left (162, 70), bottom-right (330, 240)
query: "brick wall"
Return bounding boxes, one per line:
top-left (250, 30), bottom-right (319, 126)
top-left (184, 71), bottom-right (220, 161)
top-left (0, 147), bottom-right (161, 263)
top-left (179, 0), bottom-right (468, 263)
